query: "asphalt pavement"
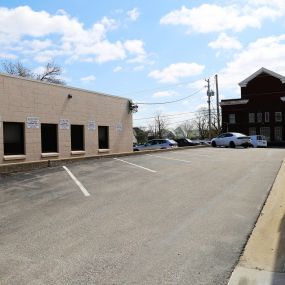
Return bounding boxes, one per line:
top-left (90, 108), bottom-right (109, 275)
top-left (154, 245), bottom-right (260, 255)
top-left (1, 147), bottom-right (285, 285)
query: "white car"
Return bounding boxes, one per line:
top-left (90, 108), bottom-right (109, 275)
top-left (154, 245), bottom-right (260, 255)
top-left (211, 132), bottom-right (251, 148)
top-left (133, 139), bottom-right (178, 151)
top-left (250, 135), bottom-right (267, 148)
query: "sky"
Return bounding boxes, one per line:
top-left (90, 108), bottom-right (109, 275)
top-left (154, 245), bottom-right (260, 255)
top-left (1, 0), bottom-right (285, 128)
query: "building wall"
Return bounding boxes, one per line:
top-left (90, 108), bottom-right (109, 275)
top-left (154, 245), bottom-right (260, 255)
top-left (0, 73), bottom-right (133, 164)
top-left (221, 73), bottom-right (285, 144)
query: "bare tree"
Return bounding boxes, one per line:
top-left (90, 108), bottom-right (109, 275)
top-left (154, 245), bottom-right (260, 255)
top-left (192, 107), bottom-right (220, 139)
top-left (1, 60), bottom-right (65, 85)
top-left (35, 62), bottom-right (65, 84)
top-left (179, 120), bottom-right (194, 138)
top-left (154, 112), bottom-right (169, 139)
top-left (1, 61), bottom-right (32, 78)
top-left (192, 107), bottom-right (209, 139)
top-left (147, 112), bottom-right (169, 139)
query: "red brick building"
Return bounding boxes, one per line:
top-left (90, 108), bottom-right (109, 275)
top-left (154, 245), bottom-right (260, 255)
top-left (221, 68), bottom-right (285, 145)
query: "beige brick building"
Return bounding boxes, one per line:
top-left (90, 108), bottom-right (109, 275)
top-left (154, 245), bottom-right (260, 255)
top-left (0, 73), bottom-right (133, 164)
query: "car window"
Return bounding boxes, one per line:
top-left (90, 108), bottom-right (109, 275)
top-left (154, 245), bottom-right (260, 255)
top-left (218, 134), bottom-right (225, 138)
top-left (225, 133), bottom-right (233, 137)
top-left (150, 140), bottom-right (157, 145)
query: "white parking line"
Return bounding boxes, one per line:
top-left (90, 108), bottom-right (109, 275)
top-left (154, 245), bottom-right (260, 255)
top-left (63, 166), bottom-right (90, 197)
top-left (146, 154), bottom-right (191, 163)
top-left (113, 158), bottom-right (157, 173)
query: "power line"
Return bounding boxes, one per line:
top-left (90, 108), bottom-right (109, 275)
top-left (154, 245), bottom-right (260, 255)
top-left (134, 87), bottom-right (205, 105)
top-left (116, 78), bottom-right (205, 97)
top-left (134, 111), bottom-right (200, 121)
top-left (134, 108), bottom-right (217, 121)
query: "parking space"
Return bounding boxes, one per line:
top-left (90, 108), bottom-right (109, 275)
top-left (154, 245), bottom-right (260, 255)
top-left (1, 147), bottom-right (285, 285)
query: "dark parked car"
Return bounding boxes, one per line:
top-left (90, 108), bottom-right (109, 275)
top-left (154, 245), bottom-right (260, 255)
top-left (175, 138), bottom-right (199, 147)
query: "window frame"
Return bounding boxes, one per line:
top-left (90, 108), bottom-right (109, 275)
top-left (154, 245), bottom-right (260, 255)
top-left (70, 124), bottom-right (85, 151)
top-left (249, 113), bottom-right (255, 123)
top-left (229, 113), bottom-right (236, 124)
top-left (275, 112), bottom-right (282, 122)
top-left (41, 123), bottom-right (58, 153)
top-left (264, 112), bottom-right (270, 123)
top-left (98, 126), bottom-right (109, 149)
top-left (3, 122), bottom-right (25, 156)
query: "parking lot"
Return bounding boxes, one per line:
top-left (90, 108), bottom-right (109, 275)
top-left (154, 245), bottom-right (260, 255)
top-left (1, 147), bottom-right (285, 285)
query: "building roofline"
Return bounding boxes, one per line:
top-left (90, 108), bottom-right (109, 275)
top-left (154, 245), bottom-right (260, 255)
top-left (239, 67), bottom-right (285, 87)
top-left (0, 72), bottom-right (131, 101)
top-left (220, 99), bottom-right (249, 106)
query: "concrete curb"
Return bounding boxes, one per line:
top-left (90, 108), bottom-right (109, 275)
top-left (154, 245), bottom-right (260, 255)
top-left (0, 145), bottom-right (208, 175)
top-left (228, 159), bottom-right (285, 285)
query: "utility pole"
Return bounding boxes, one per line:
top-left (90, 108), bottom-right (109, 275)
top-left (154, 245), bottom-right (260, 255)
top-left (215, 74), bottom-right (221, 133)
top-left (206, 78), bottom-right (214, 140)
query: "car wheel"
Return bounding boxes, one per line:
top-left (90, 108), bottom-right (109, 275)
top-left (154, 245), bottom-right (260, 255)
top-left (243, 145), bottom-right (248, 148)
top-left (211, 141), bottom-right (217, 147)
top-left (229, 141), bottom-right (236, 148)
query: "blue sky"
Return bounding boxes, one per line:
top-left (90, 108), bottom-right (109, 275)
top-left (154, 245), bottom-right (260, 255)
top-left (1, 0), bottom-right (285, 128)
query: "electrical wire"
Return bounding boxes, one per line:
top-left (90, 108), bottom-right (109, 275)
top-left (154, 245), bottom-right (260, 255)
top-left (134, 87), bottom-right (205, 105)
top-left (134, 108), bottom-right (217, 121)
top-left (116, 78), bottom-right (206, 97)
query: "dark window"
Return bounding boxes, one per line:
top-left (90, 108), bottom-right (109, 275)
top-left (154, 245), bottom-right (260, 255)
top-left (249, 113), bottom-right (255, 123)
top-left (71, 125), bottom-right (84, 151)
top-left (229, 114), bottom-right (235, 124)
top-left (3, 122), bottom-right (25, 155)
top-left (41, 124), bottom-right (58, 153)
top-left (98, 126), bottom-right (109, 149)
top-left (275, 112), bottom-right (282, 122)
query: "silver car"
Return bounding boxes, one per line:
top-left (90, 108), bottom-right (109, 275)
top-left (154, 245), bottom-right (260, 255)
top-left (133, 139), bottom-right (178, 151)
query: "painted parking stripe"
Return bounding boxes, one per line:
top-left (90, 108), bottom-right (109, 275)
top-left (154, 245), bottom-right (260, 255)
top-left (113, 158), bottom-right (157, 173)
top-left (63, 166), bottom-right (90, 197)
top-left (146, 154), bottom-right (191, 163)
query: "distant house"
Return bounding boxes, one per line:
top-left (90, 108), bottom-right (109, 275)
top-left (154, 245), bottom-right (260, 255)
top-left (221, 68), bottom-right (285, 145)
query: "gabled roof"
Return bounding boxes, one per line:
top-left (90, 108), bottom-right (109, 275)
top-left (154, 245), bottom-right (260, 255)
top-left (239, 67), bottom-right (285, 87)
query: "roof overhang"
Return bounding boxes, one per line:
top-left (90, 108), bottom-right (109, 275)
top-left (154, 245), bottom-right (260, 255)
top-left (220, 99), bottom-right (249, 106)
top-left (239, 67), bottom-right (285, 87)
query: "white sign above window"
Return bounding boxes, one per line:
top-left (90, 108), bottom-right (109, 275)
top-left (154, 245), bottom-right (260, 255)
top-left (26, 117), bottom-right (40, 129)
top-left (59, 119), bottom-right (70, 130)
top-left (87, 121), bottom-right (96, 131)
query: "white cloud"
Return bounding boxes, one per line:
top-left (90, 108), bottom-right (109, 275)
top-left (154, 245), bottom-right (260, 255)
top-left (152, 91), bottom-right (178, 98)
top-left (0, 52), bottom-right (17, 59)
top-left (0, 6), bottom-right (148, 65)
top-left (219, 34), bottom-right (285, 96)
top-left (124, 40), bottom-right (145, 55)
top-left (113, 66), bottom-right (123, 72)
top-left (160, 2), bottom-right (285, 34)
top-left (209, 33), bottom-right (242, 50)
top-left (80, 75), bottom-right (96, 83)
top-left (133, 65), bottom-right (144, 71)
top-left (149, 62), bottom-right (205, 83)
top-left (127, 8), bottom-right (140, 21)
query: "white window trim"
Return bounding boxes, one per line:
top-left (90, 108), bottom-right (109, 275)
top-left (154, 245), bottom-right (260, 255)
top-left (275, 112), bottom-right (282, 122)
top-left (229, 113), bottom-right (236, 124)
top-left (249, 113), bottom-right (255, 123)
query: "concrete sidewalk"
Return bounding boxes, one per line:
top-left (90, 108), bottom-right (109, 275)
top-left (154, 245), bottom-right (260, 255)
top-left (228, 160), bottom-right (285, 285)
